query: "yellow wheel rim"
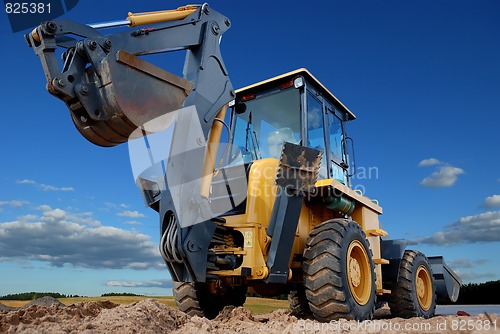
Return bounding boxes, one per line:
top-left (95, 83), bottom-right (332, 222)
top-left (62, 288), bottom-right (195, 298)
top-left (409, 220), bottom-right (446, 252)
top-left (416, 265), bottom-right (433, 310)
top-left (347, 240), bottom-right (372, 305)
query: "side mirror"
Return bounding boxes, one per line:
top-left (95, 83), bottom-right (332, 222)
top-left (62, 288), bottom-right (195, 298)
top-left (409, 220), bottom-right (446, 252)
top-left (235, 101), bottom-right (247, 114)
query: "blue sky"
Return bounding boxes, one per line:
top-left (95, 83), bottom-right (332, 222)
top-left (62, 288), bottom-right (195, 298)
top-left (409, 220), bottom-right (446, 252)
top-left (0, 0), bottom-right (499, 297)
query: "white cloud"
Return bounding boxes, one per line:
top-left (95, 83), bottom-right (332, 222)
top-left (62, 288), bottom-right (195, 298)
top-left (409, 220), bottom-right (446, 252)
top-left (418, 158), bottom-right (441, 167)
top-left (18, 214), bottom-right (38, 221)
top-left (117, 210), bottom-right (146, 218)
top-left (40, 184), bottom-right (74, 191)
top-left (124, 221), bottom-right (143, 226)
top-left (105, 279), bottom-right (173, 288)
top-left (418, 159), bottom-right (464, 188)
top-left (447, 259), bottom-right (488, 269)
top-left (483, 195), bottom-right (500, 208)
top-left (420, 165), bottom-right (464, 188)
top-left (0, 200), bottom-right (29, 208)
top-left (103, 202), bottom-right (130, 210)
top-left (17, 179), bottom-right (74, 192)
top-left (35, 205), bottom-right (98, 225)
top-left (0, 207), bottom-right (162, 270)
top-left (44, 208), bottom-right (66, 220)
top-left (38, 204), bottom-right (52, 211)
top-left (420, 211), bottom-right (500, 245)
top-left (17, 179), bottom-right (36, 185)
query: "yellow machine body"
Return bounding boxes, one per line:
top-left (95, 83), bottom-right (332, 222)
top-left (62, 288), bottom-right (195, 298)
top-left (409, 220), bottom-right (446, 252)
top-left (204, 69), bottom-right (391, 296)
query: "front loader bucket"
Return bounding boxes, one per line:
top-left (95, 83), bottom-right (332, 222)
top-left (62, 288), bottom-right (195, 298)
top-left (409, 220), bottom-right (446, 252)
top-left (71, 51), bottom-right (193, 147)
top-left (428, 256), bottom-right (462, 303)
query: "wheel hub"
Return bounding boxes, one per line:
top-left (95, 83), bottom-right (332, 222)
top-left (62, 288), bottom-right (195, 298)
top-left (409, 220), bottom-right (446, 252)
top-left (415, 265), bottom-right (432, 311)
top-left (416, 277), bottom-right (425, 298)
top-left (349, 257), bottom-right (361, 287)
top-left (346, 240), bottom-right (372, 305)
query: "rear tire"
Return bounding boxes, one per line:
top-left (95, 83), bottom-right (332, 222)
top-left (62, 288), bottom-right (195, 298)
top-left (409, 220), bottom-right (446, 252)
top-left (303, 219), bottom-right (376, 321)
top-left (226, 285), bottom-right (247, 307)
top-left (173, 282), bottom-right (217, 318)
top-left (173, 281), bottom-right (247, 319)
top-left (288, 287), bottom-right (311, 317)
top-left (388, 250), bottom-right (436, 318)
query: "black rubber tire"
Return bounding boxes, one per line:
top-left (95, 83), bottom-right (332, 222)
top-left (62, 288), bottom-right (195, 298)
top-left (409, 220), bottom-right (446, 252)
top-left (288, 287), bottom-right (311, 317)
top-left (303, 219), bottom-right (376, 321)
top-left (173, 282), bottom-right (217, 318)
top-left (227, 285), bottom-right (247, 307)
top-left (388, 250), bottom-right (436, 318)
top-left (173, 281), bottom-right (247, 319)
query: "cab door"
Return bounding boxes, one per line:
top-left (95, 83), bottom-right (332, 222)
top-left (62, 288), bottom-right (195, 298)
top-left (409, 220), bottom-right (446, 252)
top-left (305, 88), bottom-right (349, 184)
top-left (325, 107), bottom-right (348, 184)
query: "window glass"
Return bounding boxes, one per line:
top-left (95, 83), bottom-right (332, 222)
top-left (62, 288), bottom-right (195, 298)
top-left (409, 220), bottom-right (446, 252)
top-left (327, 110), bottom-right (346, 183)
top-left (307, 93), bottom-right (327, 178)
top-left (231, 88), bottom-right (301, 162)
top-left (328, 111), bottom-right (343, 160)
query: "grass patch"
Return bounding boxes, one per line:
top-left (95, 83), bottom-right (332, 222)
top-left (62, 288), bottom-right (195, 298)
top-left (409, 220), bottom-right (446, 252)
top-left (244, 297), bottom-right (289, 314)
top-left (1, 300), bottom-right (27, 308)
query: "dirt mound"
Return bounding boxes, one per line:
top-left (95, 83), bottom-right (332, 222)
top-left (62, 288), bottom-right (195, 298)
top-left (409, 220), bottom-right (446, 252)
top-left (171, 307), bottom-right (298, 334)
top-left (0, 303), bottom-right (15, 312)
top-left (1, 299), bottom-right (498, 334)
top-left (0, 299), bottom-right (187, 333)
top-left (23, 296), bottom-right (65, 308)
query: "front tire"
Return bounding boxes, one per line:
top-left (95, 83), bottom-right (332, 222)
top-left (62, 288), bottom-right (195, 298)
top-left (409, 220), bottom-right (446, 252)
top-left (388, 250), bottom-right (436, 318)
top-left (303, 219), bottom-right (376, 321)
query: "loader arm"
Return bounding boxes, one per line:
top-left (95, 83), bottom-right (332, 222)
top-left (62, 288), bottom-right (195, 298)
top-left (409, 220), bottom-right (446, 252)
top-left (26, 4), bottom-right (235, 282)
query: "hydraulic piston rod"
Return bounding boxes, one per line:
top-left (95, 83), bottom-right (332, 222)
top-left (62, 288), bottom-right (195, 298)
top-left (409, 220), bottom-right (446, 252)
top-left (31, 5), bottom-right (199, 42)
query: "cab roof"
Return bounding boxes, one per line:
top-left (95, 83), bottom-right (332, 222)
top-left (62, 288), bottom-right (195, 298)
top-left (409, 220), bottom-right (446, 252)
top-left (235, 68), bottom-right (356, 120)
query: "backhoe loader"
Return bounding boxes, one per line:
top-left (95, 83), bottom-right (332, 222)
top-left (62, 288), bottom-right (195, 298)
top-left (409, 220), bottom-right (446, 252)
top-left (26, 4), bottom-right (461, 321)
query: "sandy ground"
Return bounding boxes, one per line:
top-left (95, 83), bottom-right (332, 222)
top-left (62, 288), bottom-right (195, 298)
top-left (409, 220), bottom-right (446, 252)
top-left (1, 297), bottom-right (498, 333)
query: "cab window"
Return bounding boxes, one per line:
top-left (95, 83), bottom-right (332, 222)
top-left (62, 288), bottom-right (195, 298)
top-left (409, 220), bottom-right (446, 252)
top-left (307, 92), bottom-right (327, 178)
top-left (327, 110), bottom-right (347, 183)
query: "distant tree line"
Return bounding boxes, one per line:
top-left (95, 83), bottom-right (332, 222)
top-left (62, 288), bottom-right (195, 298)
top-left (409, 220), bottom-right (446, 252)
top-left (0, 292), bottom-right (148, 300)
top-left (100, 293), bottom-right (144, 297)
top-left (450, 280), bottom-right (500, 305)
top-left (0, 292), bottom-right (81, 300)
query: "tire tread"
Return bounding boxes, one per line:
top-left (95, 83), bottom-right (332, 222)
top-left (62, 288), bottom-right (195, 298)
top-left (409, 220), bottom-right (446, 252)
top-left (388, 250), bottom-right (436, 318)
top-left (303, 219), bottom-right (376, 321)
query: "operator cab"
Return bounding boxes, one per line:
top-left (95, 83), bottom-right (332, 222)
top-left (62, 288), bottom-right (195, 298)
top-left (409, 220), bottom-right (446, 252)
top-left (228, 69), bottom-right (356, 185)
